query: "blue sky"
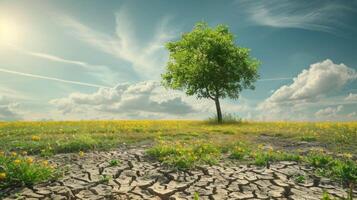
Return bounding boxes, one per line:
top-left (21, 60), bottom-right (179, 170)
top-left (0, 0), bottom-right (356, 121)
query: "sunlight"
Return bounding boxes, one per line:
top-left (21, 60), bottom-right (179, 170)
top-left (0, 16), bottom-right (21, 46)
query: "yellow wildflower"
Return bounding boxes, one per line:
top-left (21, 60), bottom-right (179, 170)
top-left (42, 160), bottom-right (49, 166)
top-left (0, 151), bottom-right (4, 156)
top-left (79, 151), bottom-right (84, 157)
top-left (31, 135), bottom-right (40, 141)
top-left (21, 151), bottom-right (28, 156)
top-left (26, 157), bottom-right (34, 164)
top-left (0, 173), bottom-right (6, 180)
top-left (11, 152), bottom-right (17, 157)
top-left (343, 153), bottom-right (353, 159)
top-left (14, 159), bottom-right (21, 165)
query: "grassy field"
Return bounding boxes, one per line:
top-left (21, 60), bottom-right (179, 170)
top-left (1, 120), bottom-right (357, 192)
top-left (0, 120), bottom-right (356, 155)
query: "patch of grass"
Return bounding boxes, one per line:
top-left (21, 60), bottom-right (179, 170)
top-left (194, 192), bottom-right (200, 200)
top-left (251, 150), bottom-right (301, 167)
top-left (0, 121), bottom-right (356, 155)
top-left (0, 151), bottom-right (59, 190)
top-left (305, 150), bottom-right (335, 169)
top-left (109, 159), bottom-right (120, 166)
top-left (322, 191), bottom-right (336, 200)
top-left (147, 140), bottom-right (220, 169)
top-left (206, 113), bottom-right (242, 124)
top-left (228, 142), bottom-right (250, 160)
top-left (300, 134), bottom-right (317, 142)
top-left (99, 175), bottom-right (111, 183)
top-left (294, 174), bottom-right (306, 183)
top-left (304, 150), bottom-right (356, 199)
top-left (330, 159), bottom-right (357, 194)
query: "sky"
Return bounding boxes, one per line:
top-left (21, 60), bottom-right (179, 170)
top-left (0, 0), bottom-right (356, 121)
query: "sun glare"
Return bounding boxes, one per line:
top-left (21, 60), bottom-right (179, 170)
top-left (0, 17), bottom-right (21, 45)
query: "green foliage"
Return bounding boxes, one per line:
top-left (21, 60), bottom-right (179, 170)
top-left (194, 192), bottom-right (200, 200)
top-left (321, 191), bottom-right (336, 200)
top-left (228, 142), bottom-right (250, 160)
top-left (109, 159), bottom-right (120, 166)
top-left (147, 140), bottom-right (220, 169)
top-left (305, 150), bottom-right (356, 199)
top-left (162, 22), bottom-right (260, 98)
top-left (305, 151), bottom-right (335, 168)
top-left (0, 152), bottom-right (58, 189)
top-left (331, 159), bottom-right (357, 187)
top-left (294, 174), bottom-right (306, 183)
top-left (162, 22), bottom-right (260, 122)
top-left (252, 150), bottom-right (301, 167)
top-left (300, 134), bottom-right (317, 142)
top-left (99, 175), bottom-right (111, 183)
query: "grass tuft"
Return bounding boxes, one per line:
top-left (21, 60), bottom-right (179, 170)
top-left (206, 113), bottom-right (242, 124)
top-left (0, 151), bottom-right (59, 190)
top-left (109, 159), bottom-right (120, 166)
top-left (147, 140), bottom-right (220, 169)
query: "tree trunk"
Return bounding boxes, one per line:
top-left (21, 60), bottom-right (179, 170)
top-left (214, 98), bottom-right (222, 123)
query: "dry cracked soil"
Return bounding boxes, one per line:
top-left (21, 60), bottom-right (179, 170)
top-left (2, 147), bottom-right (356, 200)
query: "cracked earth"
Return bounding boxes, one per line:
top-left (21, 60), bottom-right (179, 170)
top-left (2, 147), bottom-right (356, 200)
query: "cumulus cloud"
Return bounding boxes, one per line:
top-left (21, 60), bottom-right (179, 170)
top-left (258, 59), bottom-right (356, 120)
top-left (50, 81), bottom-right (195, 118)
top-left (315, 105), bottom-right (343, 118)
top-left (0, 96), bottom-right (22, 121)
top-left (49, 80), bottom-right (254, 120)
top-left (345, 93), bottom-right (357, 101)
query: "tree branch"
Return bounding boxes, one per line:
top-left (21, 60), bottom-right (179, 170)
top-left (205, 87), bottom-right (215, 100)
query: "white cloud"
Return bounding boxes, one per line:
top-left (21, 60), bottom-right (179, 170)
top-left (345, 93), bottom-right (357, 101)
top-left (0, 95), bottom-right (22, 121)
top-left (50, 81), bottom-right (196, 119)
top-left (49, 80), bottom-right (254, 120)
top-left (258, 59), bottom-right (356, 120)
top-left (237, 0), bottom-right (356, 35)
top-left (315, 105), bottom-right (343, 118)
top-left (58, 8), bottom-right (177, 79)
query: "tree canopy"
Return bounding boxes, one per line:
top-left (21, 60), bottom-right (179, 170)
top-left (162, 22), bottom-right (260, 123)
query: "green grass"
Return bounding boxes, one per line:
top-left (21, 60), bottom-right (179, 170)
top-left (147, 140), bottom-right (220, 169)
top-left (99, 175), bottom-right (111, 183)
top-left (252, 150), bottom-right (301, 166)
top-left (229, 145), bottom-right (249, 160)
top-left (1, 121), bottom-right (356, 156)
top-left (109, 159), bottom-right (120, 166)
top-left (206, 113), bottom-right (242, 124)
top-left (0, 152), bottom-right (59, 190)
top-left (1, 120), bottom-right (356, 194)
top-left (301, 150), bottom-right (357, 198)
top-left (294, 174), bottom-right (306, 183)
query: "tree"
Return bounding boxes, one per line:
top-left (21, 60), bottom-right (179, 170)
top-left (161, 22), bottom-right (260, 123)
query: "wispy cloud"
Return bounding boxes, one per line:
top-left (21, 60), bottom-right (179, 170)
top-left (4, 44), bottom-right (120, 85)
top-left (58, 8), bottom-right (177, 79)
top-left (25, 51), bottom-right (121, 85)
top-left (26, 52), bottom-right (93, 69)
top-left (0, 68), bottom-right (109, 88)
top-left (237, 0), bottom-right (356, 35)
